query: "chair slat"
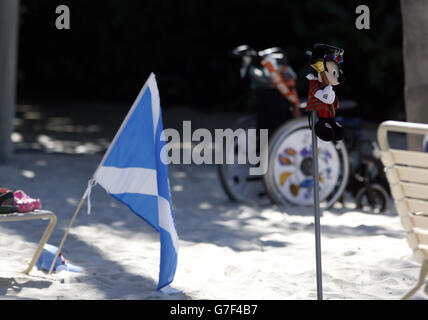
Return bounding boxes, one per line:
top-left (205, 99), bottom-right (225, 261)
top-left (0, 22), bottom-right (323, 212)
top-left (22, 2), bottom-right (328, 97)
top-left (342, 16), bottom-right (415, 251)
top-left (396, 166), bottom-right (428, 185)
top-left (416, 232), bottom-right (428, 246)
top-left (405, 199), bottom-right (428, 215)
top-left (401, 182), bottom-right (428, 201)
top-left (409, 212), bottom-right (428, 231)
top-left (391, 149), bottom-right (428, 169)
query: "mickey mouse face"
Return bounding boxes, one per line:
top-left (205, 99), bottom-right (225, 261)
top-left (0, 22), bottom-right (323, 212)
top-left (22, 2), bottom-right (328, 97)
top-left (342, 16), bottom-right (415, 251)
top-left (324, 61), bottom-right (340, 86)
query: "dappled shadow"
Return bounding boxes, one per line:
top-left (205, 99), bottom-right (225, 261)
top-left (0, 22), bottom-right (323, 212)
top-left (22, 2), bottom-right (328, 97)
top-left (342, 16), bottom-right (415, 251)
top-left (286, 220), bottom-right (404, 240)
top-left (13, 102), bottom-right (246, 155)
top-left (0, 206), bottom-right (190, 299)
top-left (326, 196), bottom-right (397, 218)
top-left (13, 102), bottom-right (125, 155)
top-left (48, 233), bottom-right (190, 300)
top-left (0, 277), bottom-right (52, 297)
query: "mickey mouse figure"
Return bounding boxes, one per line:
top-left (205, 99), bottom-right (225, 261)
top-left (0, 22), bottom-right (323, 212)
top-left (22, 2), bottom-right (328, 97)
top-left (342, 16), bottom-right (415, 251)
top-left (306, 43), bottom-right (345, 141)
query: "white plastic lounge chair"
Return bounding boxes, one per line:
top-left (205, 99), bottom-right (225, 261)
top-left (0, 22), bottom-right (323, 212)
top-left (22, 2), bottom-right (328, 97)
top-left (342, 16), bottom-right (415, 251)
top-left (378, 120), bottom-right (428, 300)
top-left (0, 210), bottom-right (56, 274)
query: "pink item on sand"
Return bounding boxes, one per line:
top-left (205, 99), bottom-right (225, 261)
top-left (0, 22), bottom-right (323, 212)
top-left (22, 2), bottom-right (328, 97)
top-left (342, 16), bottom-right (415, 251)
top-left (13, 190), bottom-right (42, 213)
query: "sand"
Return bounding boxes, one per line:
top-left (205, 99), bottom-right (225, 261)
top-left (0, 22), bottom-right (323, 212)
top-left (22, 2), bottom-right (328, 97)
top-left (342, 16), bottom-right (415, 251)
top-left (0, 106), bottom-right (425, 300)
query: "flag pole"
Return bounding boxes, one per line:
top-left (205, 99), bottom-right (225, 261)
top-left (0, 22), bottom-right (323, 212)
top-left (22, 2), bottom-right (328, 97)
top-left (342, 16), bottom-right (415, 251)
top-left (311, 110), bottom-right (323, 300)
top-left (47, 195), bottom-right (85, 275)
top-left (47, 177), bottom-right (96, 275)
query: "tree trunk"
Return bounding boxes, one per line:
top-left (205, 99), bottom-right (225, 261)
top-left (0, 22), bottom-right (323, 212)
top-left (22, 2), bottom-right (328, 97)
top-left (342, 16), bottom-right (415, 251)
top-left (0, 0), bottom-right (19, 163)
top-left (401, 0), bottom-right (428, 151)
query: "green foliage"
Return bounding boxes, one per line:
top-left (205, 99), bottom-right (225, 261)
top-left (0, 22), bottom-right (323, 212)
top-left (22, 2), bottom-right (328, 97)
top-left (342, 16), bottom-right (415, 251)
top-left (18, 0), bottom-right (403, 120)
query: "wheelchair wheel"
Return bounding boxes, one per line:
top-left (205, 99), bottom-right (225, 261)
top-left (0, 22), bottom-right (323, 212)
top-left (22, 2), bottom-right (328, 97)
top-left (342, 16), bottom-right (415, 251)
top-left (264, 117), bottom-right (349, 209)
top-left (355, 184), bottom-right (389, 213)
top-left (217, 115), bottom-right (272, 206)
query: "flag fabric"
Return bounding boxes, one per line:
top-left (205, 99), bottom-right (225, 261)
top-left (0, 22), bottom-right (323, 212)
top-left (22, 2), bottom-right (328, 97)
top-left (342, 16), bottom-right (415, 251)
top-left (91, 73), bottom-right (179, 291)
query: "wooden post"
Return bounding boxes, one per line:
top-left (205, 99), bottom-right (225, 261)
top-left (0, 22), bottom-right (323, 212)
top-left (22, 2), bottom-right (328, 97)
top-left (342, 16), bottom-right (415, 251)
top-left (0, 0), bottom-right (19, 163)
top-left (401, 0), bottom-right (428, 151)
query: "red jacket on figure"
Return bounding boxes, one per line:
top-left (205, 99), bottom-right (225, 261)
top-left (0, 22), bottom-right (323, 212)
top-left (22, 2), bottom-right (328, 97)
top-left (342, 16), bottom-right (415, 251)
top-left (306, 74), bottom-right (338, 118)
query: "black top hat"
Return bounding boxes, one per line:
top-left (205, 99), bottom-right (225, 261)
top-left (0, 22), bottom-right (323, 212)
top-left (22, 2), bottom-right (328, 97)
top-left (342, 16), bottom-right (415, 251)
top-left (306, 43), bottom-right (344, 64)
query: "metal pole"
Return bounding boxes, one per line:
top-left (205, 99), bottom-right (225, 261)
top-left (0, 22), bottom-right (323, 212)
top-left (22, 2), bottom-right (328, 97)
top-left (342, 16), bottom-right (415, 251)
top-left (311, 110), bottom-right (323, 300)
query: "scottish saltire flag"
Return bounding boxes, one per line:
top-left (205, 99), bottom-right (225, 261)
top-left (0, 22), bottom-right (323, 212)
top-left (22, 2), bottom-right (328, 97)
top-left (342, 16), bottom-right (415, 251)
top-left (91, 73), bottom-right (179, 292)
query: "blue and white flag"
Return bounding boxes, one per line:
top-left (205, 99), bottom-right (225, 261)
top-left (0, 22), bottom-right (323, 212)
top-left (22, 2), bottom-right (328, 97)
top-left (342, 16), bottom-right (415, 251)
top-left (89, 73), bottom-right (179, 292)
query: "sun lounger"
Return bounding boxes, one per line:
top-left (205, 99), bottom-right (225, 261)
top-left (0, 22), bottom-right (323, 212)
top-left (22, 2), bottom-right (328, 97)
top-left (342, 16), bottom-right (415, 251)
top-left (378, 120), bottom-right (428, 299)
top-left (0, 210), bottom-right (56, 274)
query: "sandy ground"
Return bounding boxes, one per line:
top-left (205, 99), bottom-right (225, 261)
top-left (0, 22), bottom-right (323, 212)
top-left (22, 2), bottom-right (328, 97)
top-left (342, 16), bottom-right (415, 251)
top-left (0, 105), bottom-right (426, 300)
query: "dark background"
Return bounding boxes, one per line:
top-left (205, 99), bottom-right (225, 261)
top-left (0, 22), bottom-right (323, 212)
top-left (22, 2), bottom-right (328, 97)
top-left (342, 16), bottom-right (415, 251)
top-left (17, 0), bottom-right (404, 121)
